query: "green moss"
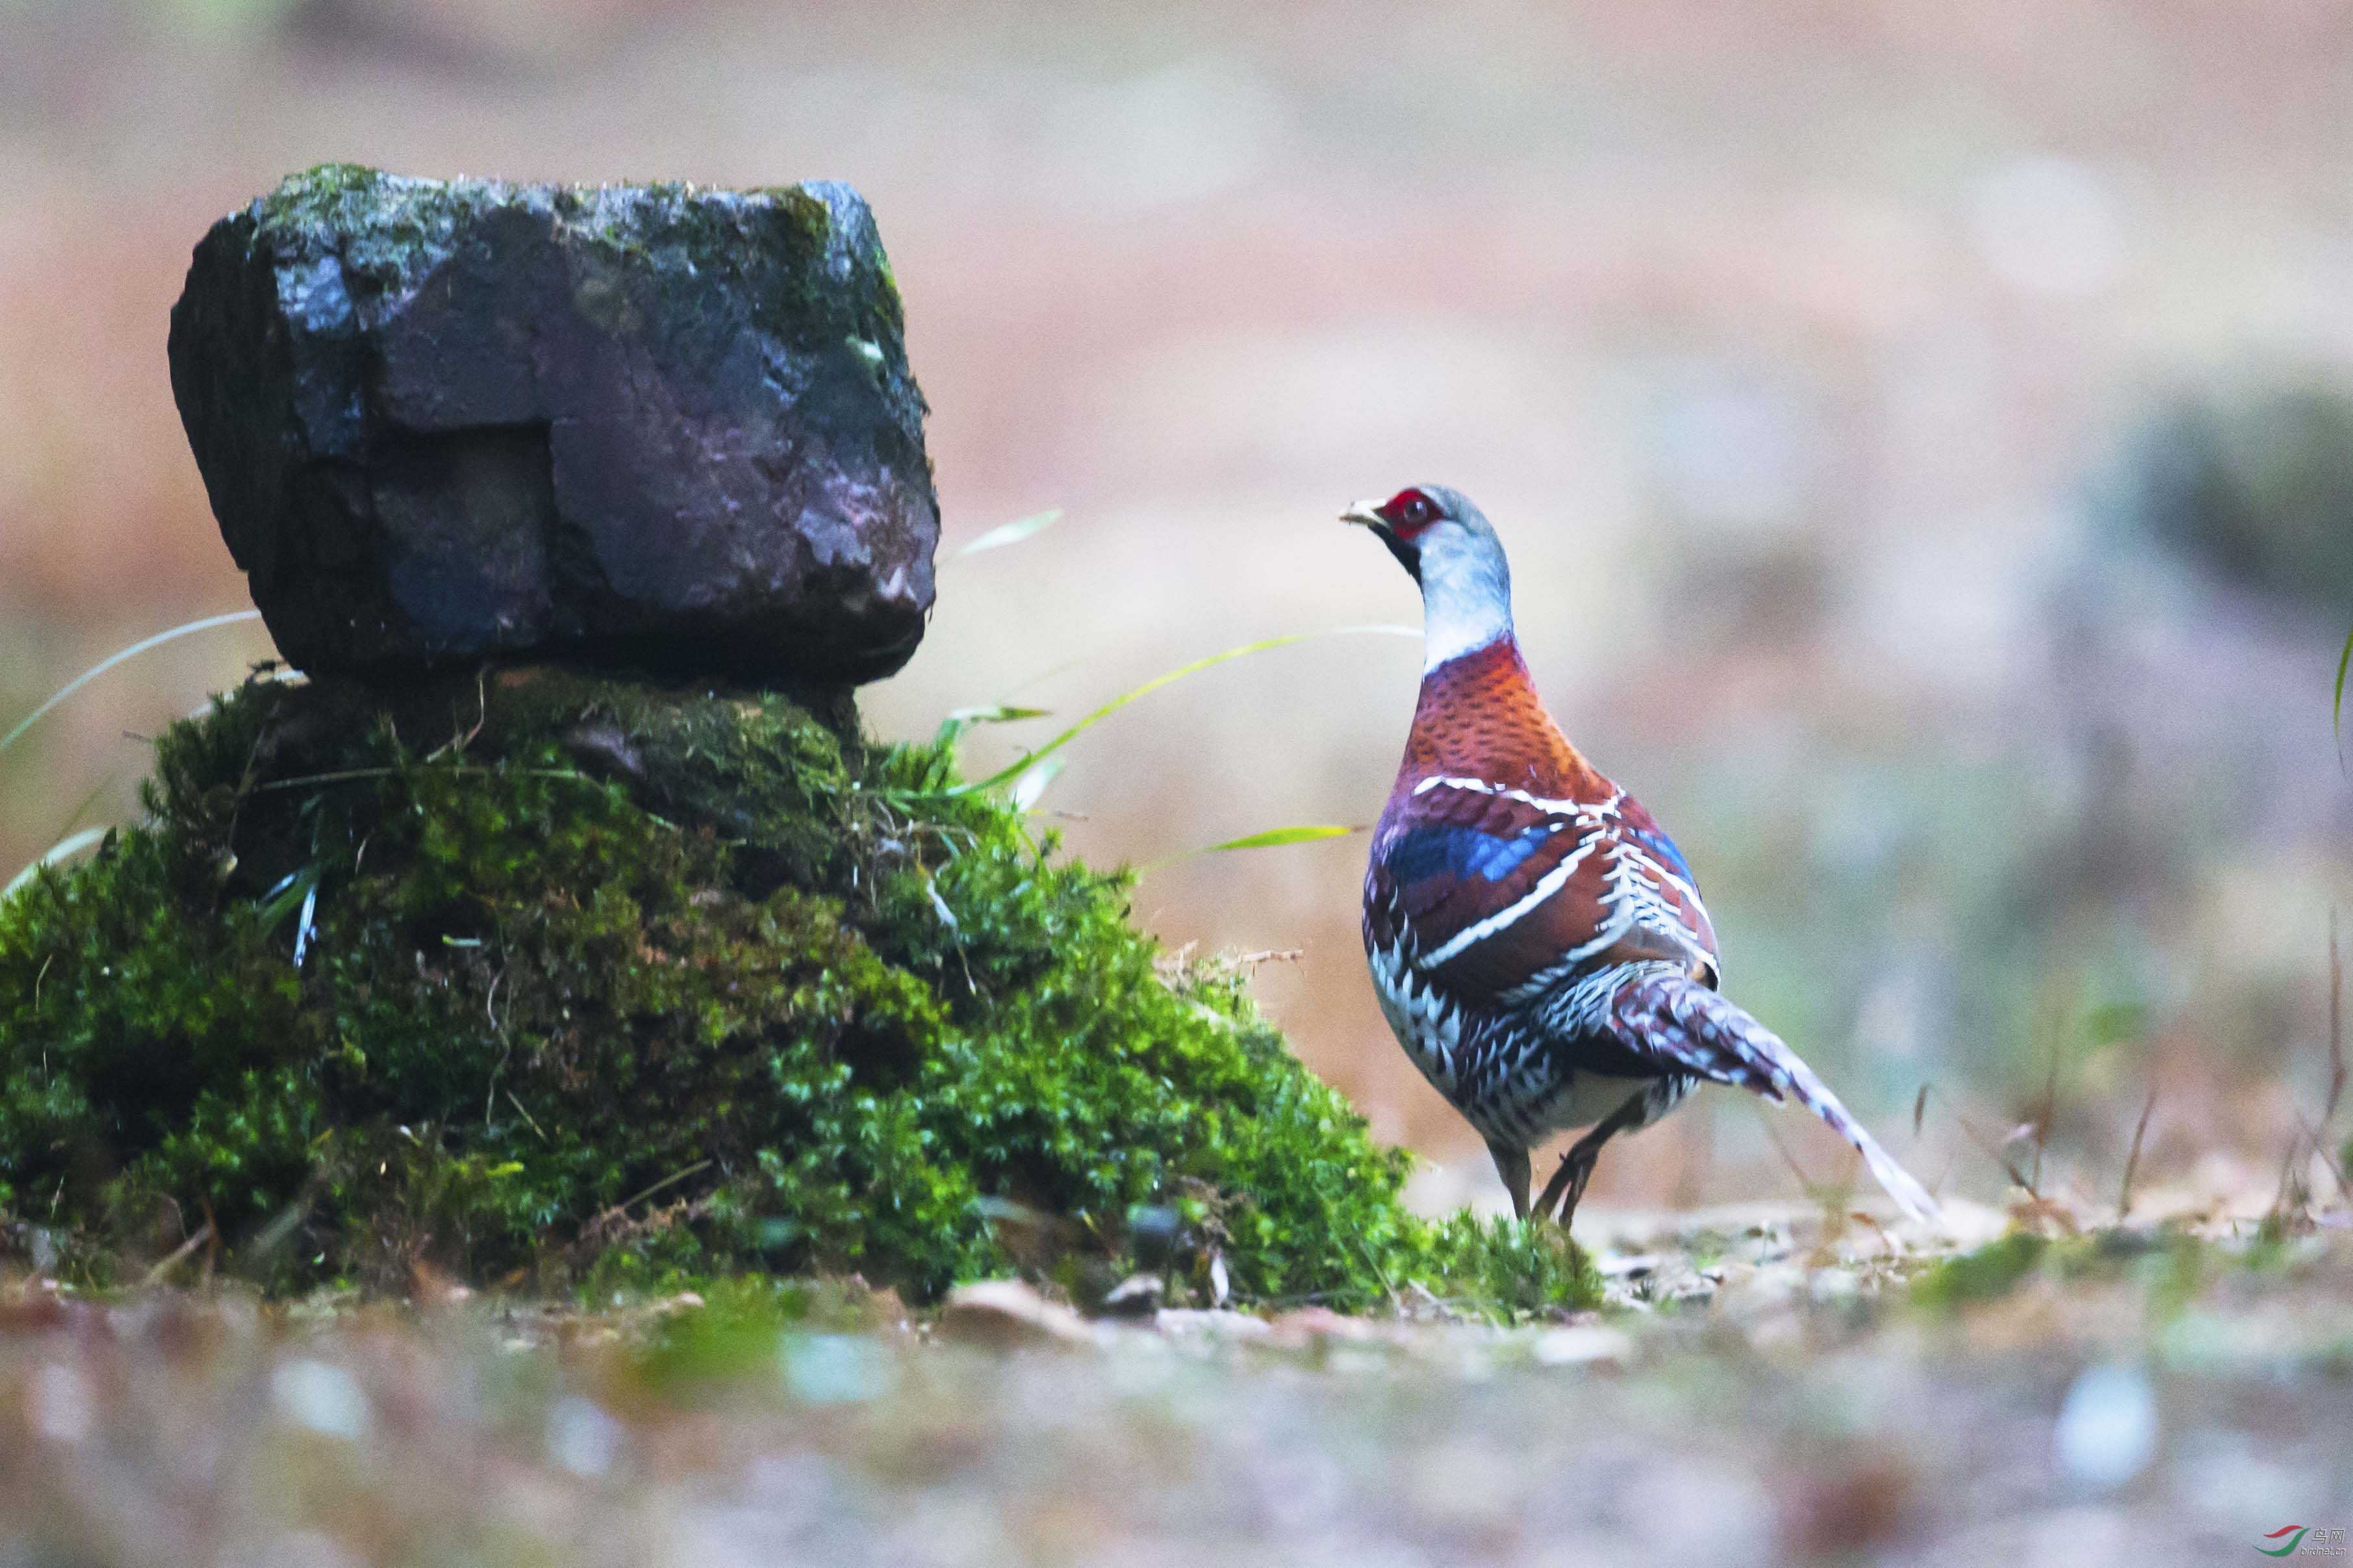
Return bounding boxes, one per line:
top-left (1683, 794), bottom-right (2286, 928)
top-left (251, 166), bottom-right (906, 401)
top-left (1908, 1224), bottom-right (2265, 1315)
top-left (1910, 1232), bottom-right (2050, 1309)
top-left (0, 670), bottom-right (1594, 1313)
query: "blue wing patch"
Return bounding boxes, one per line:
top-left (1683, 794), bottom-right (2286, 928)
top-left (1626, 826), bottom-right (1695, 886)
top-left (1387, 824), bottom-right (1558, 887)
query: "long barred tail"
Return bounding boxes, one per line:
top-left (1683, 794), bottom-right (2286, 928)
top-left (1609, 969), bottom-right (1944, 1226)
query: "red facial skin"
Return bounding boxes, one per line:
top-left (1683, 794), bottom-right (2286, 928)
top-left (1377, 487), bottom-right (1441, 538)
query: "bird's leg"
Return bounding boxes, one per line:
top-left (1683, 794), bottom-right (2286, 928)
top-left (1555, 1146), bottom-right (1603, 1231)
top-left (1486, 1141), bottom-right (1532, 1222)
top-left (1531, 1142), bottom-right (1594, 1230)
top-left (1534, 1093), bottom-right (1650, 1228)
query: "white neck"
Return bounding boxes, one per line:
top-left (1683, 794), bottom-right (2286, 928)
top-left (1417, 537), bottom-right (1515, 671)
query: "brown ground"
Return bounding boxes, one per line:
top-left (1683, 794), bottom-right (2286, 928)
top-left (3, 1189), bottom-right (2349, 1567)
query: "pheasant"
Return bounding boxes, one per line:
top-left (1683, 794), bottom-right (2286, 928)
top-left (1345, 485), bottom-right (1940, 1230)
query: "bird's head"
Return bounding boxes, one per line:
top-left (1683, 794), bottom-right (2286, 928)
top-left (1342, 485), bottom-right (1515, 666)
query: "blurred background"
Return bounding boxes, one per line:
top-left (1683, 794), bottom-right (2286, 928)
top-left (3, 0), bottom-right (2349, 1217)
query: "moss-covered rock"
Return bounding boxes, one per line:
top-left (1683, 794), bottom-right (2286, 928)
top-left (0, 670), bottom-right (1592, 1313)
top-left (169, 164), bottom-right (937, 685)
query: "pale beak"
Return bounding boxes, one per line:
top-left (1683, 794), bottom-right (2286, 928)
top-left (1340, 499), bottom-right (1386, 528)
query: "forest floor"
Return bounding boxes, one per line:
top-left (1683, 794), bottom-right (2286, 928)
top-left (0, 1191), bottom-right (2348, 1568)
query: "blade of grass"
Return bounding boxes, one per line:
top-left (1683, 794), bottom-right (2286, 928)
top-left (1200, 824), bottom-right (1364, 852)
top-left (998, 651), bottom-right (1101, 702)
top-left (933, 704), bottom-right (1052, 748)
top-left (252, 866), bottom-right (318, 935)
top-left (950, 509), bottom-right (1063, 561)
top-left (3, 827), bottom-right (111, 902)
top-left (55, 770), bottom-right (120, 839)
top-left (945, 704), bottom-right (1052, 725)
top-left (1, 611), bottom-right (264, 760)
top-left (1138, 824), bottom-right (1366, 875)
top-left (948, 624), bottom-right (1419, 796)
top-left (2336, 623), bottom-right (2352, 738)
top-left (1010, 757), bottom-right (1065, 813)
top-left (292, 881), bottom-right (320, 968)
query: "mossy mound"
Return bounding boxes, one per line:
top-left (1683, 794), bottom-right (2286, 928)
top-left (0, 670), bottom-right (1592, 1311)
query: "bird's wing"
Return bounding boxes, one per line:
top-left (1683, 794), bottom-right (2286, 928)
top-left (1605, 967), bottom-right (1942, 1224)
top-left (1366, 778), bottom-right (1718, 1007)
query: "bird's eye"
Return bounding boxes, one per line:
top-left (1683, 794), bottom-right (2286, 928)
top-left (1390, 490), bottom-right (1436, 529)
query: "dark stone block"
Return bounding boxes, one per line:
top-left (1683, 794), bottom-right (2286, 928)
top-left (168, 164), bottom-right (939, 685)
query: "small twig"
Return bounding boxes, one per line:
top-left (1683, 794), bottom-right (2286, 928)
top-left (211, 720), bottom-right (275, 913)
top-left (2292, 1109), bottom-right (2353, 1202)
top-left (2270, 1135), bottom-right (2311, 1229)
top-left (252, 764), bottom-right (602, 795)
top-left (605, 1159), bottom-right (714, 1219)
top-left (2267, 910), bottom-right (2352, 1225)
top-left (142, 1222), bottom-right (215, 1287)
top-left (1230, 948), bottom-right (1306, 971)
top-left (1349, 1233), bottom-right (1399, 1315)
top-left (1846, 1209), bottom-right (1896, 1256)
top-left (505, 1090), bottom-right (548, 1143)
top-left (252, 767), bottom-right (410, 794)
top-left (246, 1197), bottom-right (312, 1260)
top-left (2326, 906), bottom-right (2344, 1129)
top-left (2031, 1041), bottom-right (2060, 1195)
top-left (1755, 1107), bottom-right (1824, 1199)
top-left (481, 964), bottom-right (512, 1130)
top-left (424, 668), bottom-right (490, 763)
top-left (1914, 1084), bottom-right (2039, 1196)
top-left (1957, 1107), bottom-right (2042, 1197)
top-left (2117, 1085), bottom-right (2159, 1220)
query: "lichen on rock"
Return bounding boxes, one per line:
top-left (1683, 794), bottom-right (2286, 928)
top-left (0, 671), bottom-right (1593, 1313)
